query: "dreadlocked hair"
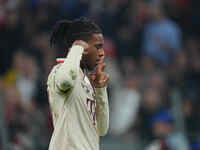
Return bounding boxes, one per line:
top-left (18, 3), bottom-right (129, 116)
top-left (50, 17), bottom-right (102, 50)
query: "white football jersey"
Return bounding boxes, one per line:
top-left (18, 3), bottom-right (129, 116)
top-left (47, 45), bottom-right (109, 150)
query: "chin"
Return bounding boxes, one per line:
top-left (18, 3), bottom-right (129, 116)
top-left (87, 65), bottom-right (97, 72)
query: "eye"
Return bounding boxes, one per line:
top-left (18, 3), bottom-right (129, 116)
top-left (94, 44), bottom-right (103, 50)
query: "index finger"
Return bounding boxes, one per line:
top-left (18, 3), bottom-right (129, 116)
top-left (96, 63), bottom-right (106, 75)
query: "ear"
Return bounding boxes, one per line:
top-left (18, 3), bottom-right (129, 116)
top-left (83, 48), bottom-right (89, 55)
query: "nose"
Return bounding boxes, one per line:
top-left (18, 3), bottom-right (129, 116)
top-left (98, 50), bottom-right (104, 63)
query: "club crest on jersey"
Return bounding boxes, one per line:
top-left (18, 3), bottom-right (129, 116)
top-left (81, 82), bottom-right (95, 98)
top-left (86, 98), bottom-right (97, 126)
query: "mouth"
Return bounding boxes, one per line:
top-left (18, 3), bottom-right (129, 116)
top-left (95, 59), bottom-right (100, 66)
top-left (96, 58), bottom-right (104, 64)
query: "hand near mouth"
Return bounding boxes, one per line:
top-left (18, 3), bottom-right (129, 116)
top-left (88, 63), bottom-right (109, 88)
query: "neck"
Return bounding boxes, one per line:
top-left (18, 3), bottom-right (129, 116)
top-left (80, 63), bottom-right (87, 74)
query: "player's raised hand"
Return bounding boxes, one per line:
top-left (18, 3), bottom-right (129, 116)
top-left (72, 40), bottom-right (89, 55)
top-left (88, 63), bottom-right (109, 88)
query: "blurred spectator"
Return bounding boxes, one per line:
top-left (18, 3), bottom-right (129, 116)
top-left (16, 54), bottom-right (39, 104)
top-left (142, 1), bottom-right (182, 66)
top-left (140, 55), bottom-right (157, 74)
top-left (146, 111), bottom-right (190, 150)
top-left (183, 37), bottom-right (200, 96)
top-left (110, 75), bottom-right (141, 136)
top-left (99, 0), bottom-right (129, 38)
top-left (183, 94), bottom-right (200, 150)
top-left (3, 50), bottom-right (39, 106)
top-left (168, 51), bottom-right (188, 87)
top-left (0, 9), bottom-right (24, 75)
top-left (137, 88), bottom-right (164, 142)
top-left (3, 50), bottom-right (26, 87)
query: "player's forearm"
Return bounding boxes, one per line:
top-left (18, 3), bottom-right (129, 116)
top-left (95, 87), bottom-right (109, 136)
top-left (55, 45), bottom-right (84, 91)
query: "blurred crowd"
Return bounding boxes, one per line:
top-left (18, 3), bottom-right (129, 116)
top-left (0, 0), bottom-right (200, 150)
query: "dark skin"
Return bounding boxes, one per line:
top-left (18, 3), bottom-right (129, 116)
top-left (73, 33), bottom-right (109, 88)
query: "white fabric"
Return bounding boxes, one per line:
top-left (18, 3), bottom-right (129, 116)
top-left (47, 45), bottom-right (109, 150)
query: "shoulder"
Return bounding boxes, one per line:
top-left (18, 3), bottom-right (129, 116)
top-left (163, 19), bottom-right (181, 33)
top-left (47, 64), bottom-right (61, 86)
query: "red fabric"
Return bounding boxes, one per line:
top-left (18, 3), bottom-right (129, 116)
top-left (56, 60), bottom-right (64, 63)
top-left (160, 139), bottom-right (168, 150)
top-left (174, 0), bottom-right (189, 9)
top-left (48, 111), bottom-right (54, 131)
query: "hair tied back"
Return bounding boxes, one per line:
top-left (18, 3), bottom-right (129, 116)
top-left (50, 20), bottom-right (73, 47)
